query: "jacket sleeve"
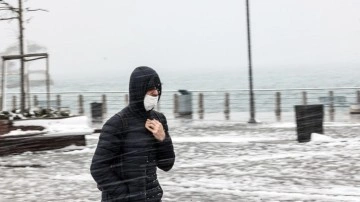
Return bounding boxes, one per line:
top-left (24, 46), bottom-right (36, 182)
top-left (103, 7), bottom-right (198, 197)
top-left (156, 113), bottom-right (175, 171)
top-left (90, 116), bottom-right (128, 198)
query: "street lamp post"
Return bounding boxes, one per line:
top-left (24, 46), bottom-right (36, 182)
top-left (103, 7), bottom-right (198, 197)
top-left (18, 0), bottom-right (26, 112)
top-left (246, 0), bottom-right (256, 123)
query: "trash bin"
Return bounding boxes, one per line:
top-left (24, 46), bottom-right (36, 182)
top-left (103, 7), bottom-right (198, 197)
top-left (294, 104), bottom-right (324, 143)
top-left (91, 102), bottom-right (103, 122)
top-left (178, 90), bottom-right (192, 116)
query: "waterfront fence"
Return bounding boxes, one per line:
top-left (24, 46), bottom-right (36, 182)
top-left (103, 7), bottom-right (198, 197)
top-left (2, 87), bottom-right (360, 121)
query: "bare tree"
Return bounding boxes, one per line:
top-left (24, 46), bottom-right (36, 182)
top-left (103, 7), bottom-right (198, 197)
top-left (0, 0), bottom-right (47, 112)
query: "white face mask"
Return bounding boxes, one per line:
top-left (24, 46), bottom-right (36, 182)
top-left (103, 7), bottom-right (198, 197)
top-left (144, 94), bottom-right (159, 111)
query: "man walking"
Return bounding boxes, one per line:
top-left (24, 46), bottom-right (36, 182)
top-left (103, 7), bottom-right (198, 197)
top-left (91, 66), bottom-right (175, 202)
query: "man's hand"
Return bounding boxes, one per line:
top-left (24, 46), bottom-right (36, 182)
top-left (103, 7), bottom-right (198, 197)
top-left (145, 119), bottom-right (166, 142)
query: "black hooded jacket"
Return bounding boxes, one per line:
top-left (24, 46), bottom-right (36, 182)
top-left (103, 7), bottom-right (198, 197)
top-left (90, 66), bottom-right (175, 202)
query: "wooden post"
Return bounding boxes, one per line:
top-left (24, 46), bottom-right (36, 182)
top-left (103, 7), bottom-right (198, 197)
top-left (1, 61), bottom-right (6, 111)
top-left (33, 95), bottom-right (38, 107)
top-left (198, 93), bottom-right (204, 119)
top-left (12, 96), bottom-right (17, 111)
top-left (125, 94), bottom-right (129, 106)
top-left (357, 90), bottom-right (360, 104)
top-left (329, 91), bottom-right (335, 121)
top-left (46, 56), bottom-right (51, 110)
top-left (25, 74), bottom-right (31, 110)
top-left (102, 94), bottom-right (107, 118)
top-left (302, 91), bottom-right (307, 105)
top-left (224, 93), bottom-right (230, 120)
top-left (56, 95), bottom-right (61, 111)
top-left (78, 94), bottom-right (84, 115)
top-left (275, 92), bottom-right (281, 121)
top-left (174, 94), bottom-right (179, 115)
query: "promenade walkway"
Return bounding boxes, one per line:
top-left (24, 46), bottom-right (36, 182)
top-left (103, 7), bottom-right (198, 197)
top-left (0, 116), bottom-right (359, 201)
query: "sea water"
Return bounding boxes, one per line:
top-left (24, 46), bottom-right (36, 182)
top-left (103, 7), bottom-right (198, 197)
top-left (46, 65), bottom-right (360, 122)
top-left (51, 65), bottom-right (360, 92)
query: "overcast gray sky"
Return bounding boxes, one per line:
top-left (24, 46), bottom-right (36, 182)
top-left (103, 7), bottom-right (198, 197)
top-left (1, 0), bottom-right (360, 79)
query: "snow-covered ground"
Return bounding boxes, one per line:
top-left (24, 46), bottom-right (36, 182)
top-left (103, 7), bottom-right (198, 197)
top-left (0, 117), bottom-right (360, 202)
top-left (5, 116), bottom-right (94, 137)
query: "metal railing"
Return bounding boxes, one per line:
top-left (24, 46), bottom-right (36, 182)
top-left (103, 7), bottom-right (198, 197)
top-left (2, 87), bottom-right (360, 122)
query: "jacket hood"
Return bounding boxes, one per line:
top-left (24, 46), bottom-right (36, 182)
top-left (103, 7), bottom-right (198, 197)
top-left (129, 66), bottom-right (162, 112)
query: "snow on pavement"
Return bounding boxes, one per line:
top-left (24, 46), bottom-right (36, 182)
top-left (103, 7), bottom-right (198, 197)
top-left (0, 119), bottom-right (359, 202)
